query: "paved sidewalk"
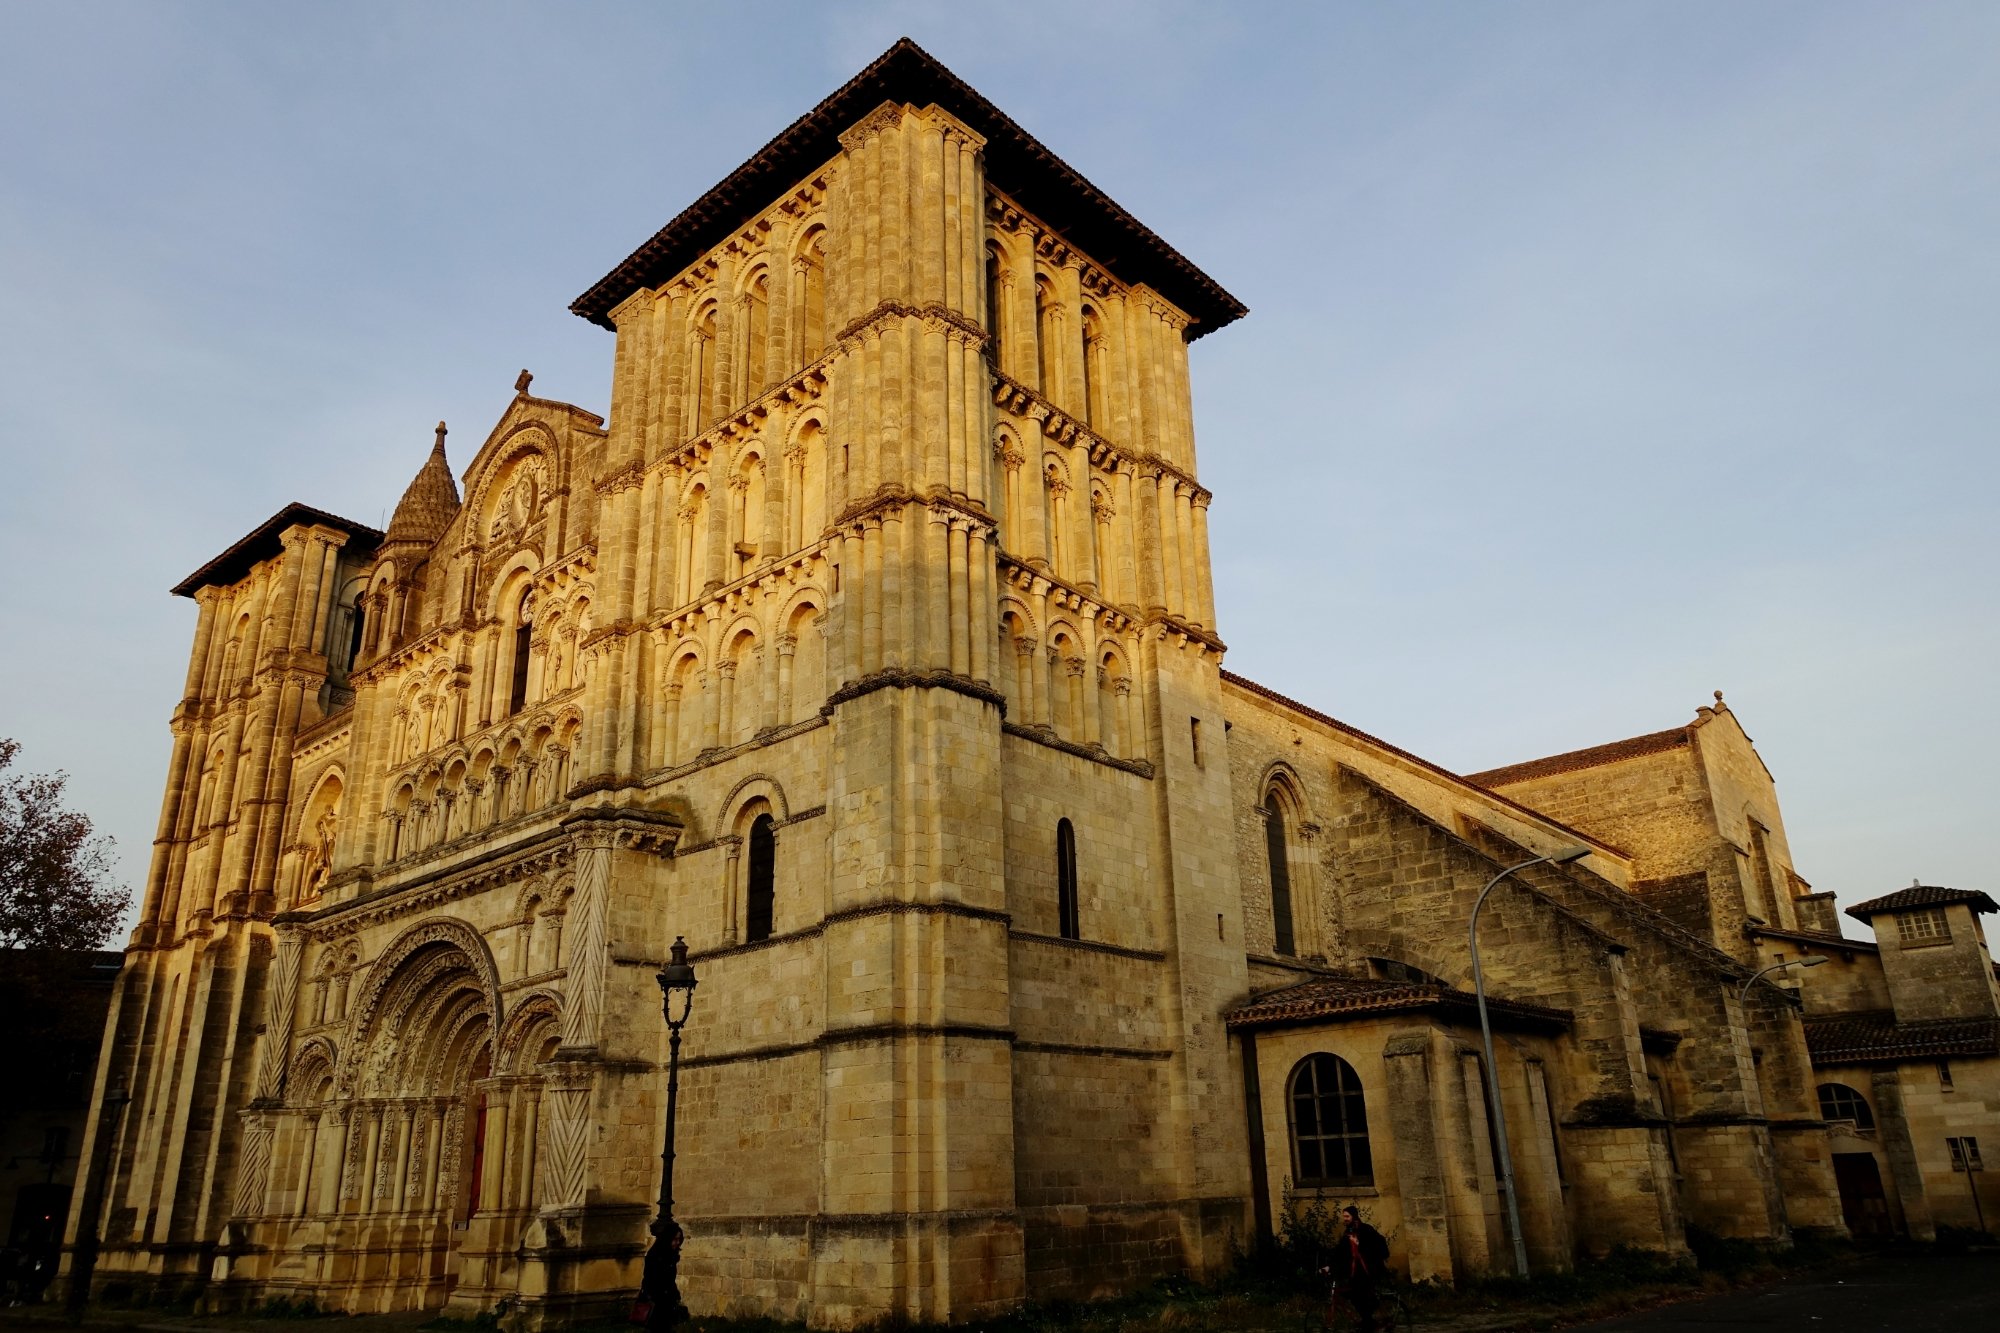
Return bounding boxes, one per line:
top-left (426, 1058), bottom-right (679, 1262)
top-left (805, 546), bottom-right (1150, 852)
top-left (1571, 1251), bottom-right (1998, 1330)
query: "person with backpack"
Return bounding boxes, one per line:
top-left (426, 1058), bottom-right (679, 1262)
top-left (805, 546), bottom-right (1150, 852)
top-left (1330, 1205), bottom-right (1392, 1330)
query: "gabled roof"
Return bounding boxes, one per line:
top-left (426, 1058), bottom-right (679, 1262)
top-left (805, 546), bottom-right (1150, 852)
top-left (1225, 975), bottom-right (1571, 1034)
top-left (570, 37), bottom-right (1246, 339)
top-left (1805, 1011), bottom-right (2000, 1065)
top-left (172, 503), bottom-right (381, 599)
top-left (1846, 885), bottom-right (1999, 921)
top-left (1467, 725), bottom-right (1691, 788)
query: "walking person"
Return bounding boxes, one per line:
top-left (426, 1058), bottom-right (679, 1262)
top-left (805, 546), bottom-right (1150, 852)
top-left (1329, 1205), bottom-right (1391, 1331)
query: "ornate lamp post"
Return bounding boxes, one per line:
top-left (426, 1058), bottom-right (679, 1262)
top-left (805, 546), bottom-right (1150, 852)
top-left (1469, 845), bottom-right (1591, 1280)
top-left (643, 936), bottom-right (697, 1332)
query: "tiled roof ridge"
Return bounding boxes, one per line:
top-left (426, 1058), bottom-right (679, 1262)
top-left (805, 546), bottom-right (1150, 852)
top-left (1466, 725), bottom-right (1691, 788)
top-left (1225, 975), bottom-right (1572, 1031)
top-left (1217, 670), bottom-right (1622, 857)
top-left (1804, 1012), bottom-right (2000, 1064)
top-left (1846, 884), bottom-right (1999, 920)
top-left (571, 37), bottom-right (1246, 338)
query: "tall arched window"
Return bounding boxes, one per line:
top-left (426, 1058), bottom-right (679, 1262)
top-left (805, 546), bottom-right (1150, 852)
top-left (1264, 796), bottom-right (1296, 956)
top-left (508, 590), bottom-right (533, 716)
top-left (1035, 275), bottom-right (1061, 397)
top-left (986, 245), bottom-right (1007, 366)
top-left (1817, 1082), bottom-right (1875, 1130)
top-left (745, 813), bottom-right (776, 942)
top-left (1288, 1053), bottom-right (1372, 1187)
top-left (1080, 305), bottom-right (1105, 425)
top-left (742, 270), bottom-right (770, 396)
top-left (1056, 818), bottom-right (1080, 940)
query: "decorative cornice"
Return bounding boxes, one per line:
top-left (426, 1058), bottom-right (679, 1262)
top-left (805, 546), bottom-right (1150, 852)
top-left (822, 668), bottom-right (1006, 715)
top-left (999, 721), bottom-right (1153, 778)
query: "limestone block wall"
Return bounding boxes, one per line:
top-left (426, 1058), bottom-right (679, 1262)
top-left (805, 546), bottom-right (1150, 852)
top-left (1247, 1022), bottom-right (1573, 1283)
top-left (1000, 737), bottom-right (1158, 948)
top-left (1888, 1056), bottom-right (2000, 1233)
top-left (1874, 904), bottom-right (2000, 1023)
top-left (1784, 947), bottom-right (1890, 1016)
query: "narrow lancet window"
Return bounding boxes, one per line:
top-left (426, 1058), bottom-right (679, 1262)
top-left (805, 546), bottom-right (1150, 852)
top-left (745, 814), bottom-right (776, 942)
top-left (1265, 797), bottom-right (1295, 956)
top-left (1056, 817), bottom-right (1080, 940)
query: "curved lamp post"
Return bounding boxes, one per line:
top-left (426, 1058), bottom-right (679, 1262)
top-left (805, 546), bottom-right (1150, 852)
top-left (1739, 953), bottom-right (1827, 1003)
top-left (644, 937), bottom-right (698, 1332)
top-left (1469, 845), bottom-right (1591, 1280)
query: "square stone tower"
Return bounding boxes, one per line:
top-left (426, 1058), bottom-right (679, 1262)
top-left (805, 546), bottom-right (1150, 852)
top-left (560, 39), bottom-right (1252, 1322)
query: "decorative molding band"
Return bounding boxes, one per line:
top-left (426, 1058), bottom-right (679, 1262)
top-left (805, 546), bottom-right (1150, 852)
top-left (1000, 722), bottom-right (1153, 777)
top-left (1008, 930), bottom-right (1165, 963)
top-left (641, 714), bottom-right (827, 789)
top-left (1013, 1039), bottom-right (1173, 1062)
top-left (678, 1020), bottom-right (1015, 1071)
top-left (823, 669), bottom-right (1006, 715)
top-left (825, 899), bottom-right (1011, 929)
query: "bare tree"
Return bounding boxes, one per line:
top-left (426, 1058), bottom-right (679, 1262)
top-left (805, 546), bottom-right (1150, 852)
top-left (0, 738), bottom-right (128, 950)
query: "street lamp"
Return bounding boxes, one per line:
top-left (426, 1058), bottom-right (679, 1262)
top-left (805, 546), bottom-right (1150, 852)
top-left (1469, 844), bottom-right (1591, 1280)
top-left (643, 936), bottom-right (698, 1333)
top-left (1738, 954), bottom-right (1827, 1004)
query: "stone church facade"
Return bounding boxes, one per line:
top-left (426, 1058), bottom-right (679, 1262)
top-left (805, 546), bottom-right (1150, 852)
top-left (66, 39), bottom-right (1874, 1328)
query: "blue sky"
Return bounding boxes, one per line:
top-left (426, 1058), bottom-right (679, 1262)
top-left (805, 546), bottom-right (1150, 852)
top-left (2, 2), bottom-right (1994, 928)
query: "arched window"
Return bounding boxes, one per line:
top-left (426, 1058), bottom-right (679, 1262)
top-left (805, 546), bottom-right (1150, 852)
top-left (1080, 305), bottom-right (1105, 425)
top-left (745, 813), bottom-right (776, 942)
top-left (1035, 274), bottom-right (1061, 397)
top-left (508, 590), bottom-right (533, 716)
top-left (1264, 796), bottom-right (1296, 956)
top-left (986, 245), bottom-right (1006, 365)
top-left (1817, 1082), bottom-right (1875, 1130)
top-left (742, 270), bottom-right (770, 396)
top-left (1056, 818), bottom-right (1079, 940)
top-left (1288, 1054), bottom-right (1372, 1187)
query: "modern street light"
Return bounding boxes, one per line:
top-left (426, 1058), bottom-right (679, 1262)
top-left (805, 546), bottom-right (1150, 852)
top-left (643, 936), bottom-right (698, 1333)
top-left (1469, 844), bottom-right (1591, 1280)
top-left (1738, 954), bottom-right (1828, 1003)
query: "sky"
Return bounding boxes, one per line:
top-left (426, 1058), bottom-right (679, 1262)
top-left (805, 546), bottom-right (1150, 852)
top-left (1, 1), bottom-right (1994, 935)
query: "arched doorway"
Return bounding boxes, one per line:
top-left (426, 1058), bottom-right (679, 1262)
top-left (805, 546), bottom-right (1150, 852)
top-left (329, 921), bottom-right (502, 1311)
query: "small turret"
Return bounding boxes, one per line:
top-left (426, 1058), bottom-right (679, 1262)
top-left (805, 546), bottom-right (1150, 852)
top-left (383, 421), bottom-right (461, 549)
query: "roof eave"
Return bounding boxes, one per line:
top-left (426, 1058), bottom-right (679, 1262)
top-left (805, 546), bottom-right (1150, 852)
top-left (569, 37), bottom-right (1245, 340)
top-left (171, 503), bottom-right (383, 599)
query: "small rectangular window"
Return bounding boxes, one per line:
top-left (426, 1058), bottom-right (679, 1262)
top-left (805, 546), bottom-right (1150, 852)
top-left (1900, 907), bottom-right (1950, 946)
top-left (1189, 717), bottom-right (1202, 766)
top-left (1948, 1136), bottom-right (1983, 1171)
top-left (1939, 1061), bottom-right (1955, 1091)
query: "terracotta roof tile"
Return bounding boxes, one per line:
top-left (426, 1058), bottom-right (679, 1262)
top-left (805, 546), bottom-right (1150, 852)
top-left (1845, 885), bottom-right (1999, 921)
top-left (1466, 727), bottom-right (1691, 788)
top-left (1805, 1011), bottom-right (2000, 1065)
top-left (1225, 975), bottom-right (1571, 1033)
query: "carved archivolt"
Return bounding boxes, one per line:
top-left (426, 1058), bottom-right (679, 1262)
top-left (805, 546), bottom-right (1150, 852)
top-left (341, 917), bottom-right (502, 1077)
top-left (496, 990), bottom-right (564, 1075)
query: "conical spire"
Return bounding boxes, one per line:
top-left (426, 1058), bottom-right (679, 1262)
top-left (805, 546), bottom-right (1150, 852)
top-left (383, 421), bottom-right (461, 549)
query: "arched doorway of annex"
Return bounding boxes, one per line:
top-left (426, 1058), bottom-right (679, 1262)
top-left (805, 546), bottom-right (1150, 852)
top-left (337, 917), bottom-right (504, 1308)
